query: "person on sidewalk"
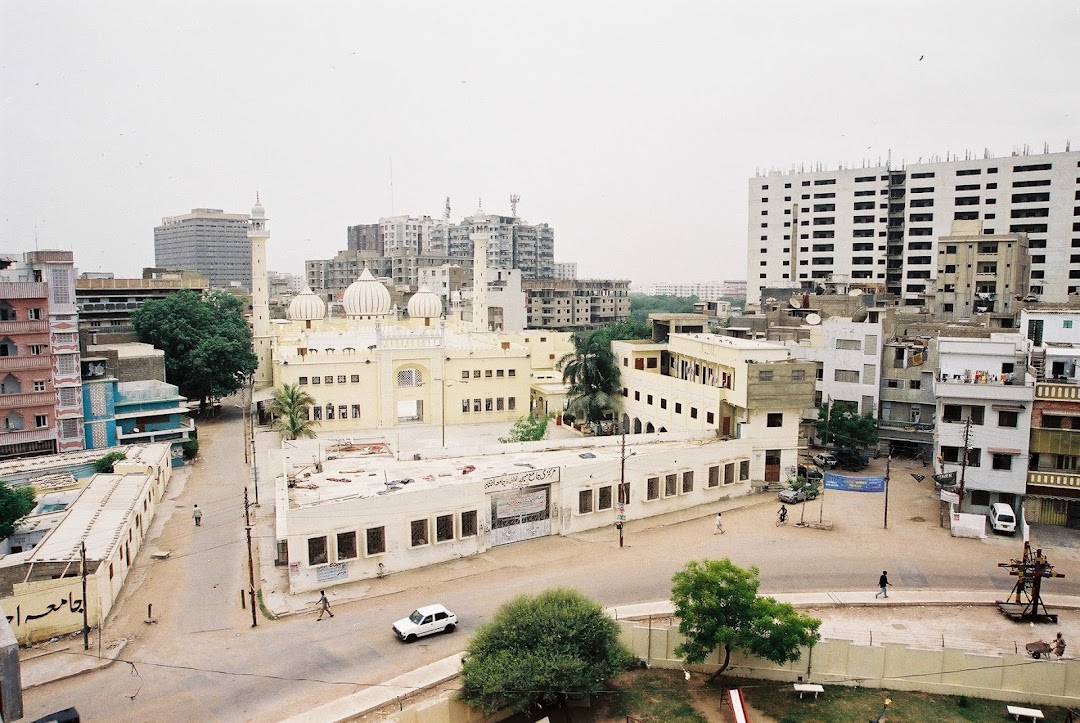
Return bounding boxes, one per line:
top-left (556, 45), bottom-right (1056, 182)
top-left (1053, 631), bottom-right (1066, 658)
top-left (714, 511), bottom-right (725, 535)
top-left (193, 504), bottom-right (202, 527)
top-left (777, 504), bottom-right (788, 525)
top-left (875, 570), bottom-right (891, 598)
top-left (316, 590), bottom-right (334, 620)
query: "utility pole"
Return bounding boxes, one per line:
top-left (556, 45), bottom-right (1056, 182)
top-left (244, 488), bottom-right (257, 627)
top-left (958, 416), bottom-right (972, 513)
top-left (80, 541), bottom-right (90, 650)
top-left (883, 456), bottom-right (891, 529)
top-left (617, 433), bottom-right (626, 548)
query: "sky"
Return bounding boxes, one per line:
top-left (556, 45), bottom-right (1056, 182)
top-left (1, 2), bottom-right (1078, 285)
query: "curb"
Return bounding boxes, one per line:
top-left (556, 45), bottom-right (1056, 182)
top-left (22, 638), bottom-right (129, 690)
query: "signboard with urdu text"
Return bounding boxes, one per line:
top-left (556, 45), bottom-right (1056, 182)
top-left (824, 472), bottom-right (885, 493)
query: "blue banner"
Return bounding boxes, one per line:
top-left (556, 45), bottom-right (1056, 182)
top-left (824, 473), bottom-right (885, 493)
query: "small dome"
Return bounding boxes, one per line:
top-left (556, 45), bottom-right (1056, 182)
top-left (287, 287), bottom-right (326, 321)
top-left (251, 197), bottom-right (265, 220)
top-left (343, 268), bottom-right (391, 317)
top-left (407, 285), bottom-right (442, 319)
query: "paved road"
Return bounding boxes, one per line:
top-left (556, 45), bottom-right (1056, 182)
top-left (20, 408), bottom-right (1080, 721)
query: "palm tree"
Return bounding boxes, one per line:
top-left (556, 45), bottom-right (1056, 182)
top-left (269, 383), bottom-right (319, 440)
top-left (557, 331), bottom-right (621, 435)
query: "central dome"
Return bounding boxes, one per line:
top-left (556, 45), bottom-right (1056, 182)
top-left (287, 287), bottom-right (326, 321)
top-left (343, 268), bottom-right (391, 317)
top-left (407, 285), bottom-right (442, 319)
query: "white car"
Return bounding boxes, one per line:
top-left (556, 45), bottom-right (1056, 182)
top-left (812, 453), bottom-right (837, 468)
top-left (392, 603), bottom-right (458, 642)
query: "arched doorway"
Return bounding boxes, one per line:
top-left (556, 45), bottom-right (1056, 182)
top-left (633, 418), bottom-right (642, 434)
top-left (646, 422), bottom-right (655, 433)
top-left (621, 414), bottom-right (630, 433)
top-left (659, 427), bottom-right (667, 433)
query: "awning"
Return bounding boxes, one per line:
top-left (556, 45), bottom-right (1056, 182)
top-left (252, 387), bottom-right (277, 403)
top-left (987, 447), bottom-right (1022, 455)
top-left (991, 404), bottom-right (1026, 411)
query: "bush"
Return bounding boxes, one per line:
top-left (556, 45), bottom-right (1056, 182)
top-left (93, 451), bottom-right (128, 473)
top-left (182, 439), bottom-right (199, 460)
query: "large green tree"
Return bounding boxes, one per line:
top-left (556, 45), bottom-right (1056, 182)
top-left (671, 559), bottom-right (821, 682)
top-left (629, 293), bottom-right (699, 323)
top-left (499, 413), bottom-right (551, 443)
top-left (269, 383), bottom-right (319, 440)
top-left (459, 588), bottom-right (633, 715)
top-left (594, 317), bottom-right (651, 345)
top-left (0, 481), bottom-right (36, 540)
top-left (814, 400), bottom-right (878, 450)
top-left (131, 289), bottom-right (258, 408)
top-left (557, 330), bottom-right (621, 435)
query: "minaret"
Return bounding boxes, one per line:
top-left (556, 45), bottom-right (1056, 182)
top-left (472, 232), bottom-right (490, 332)
top-left (249, 195), bottom-right (273, 388)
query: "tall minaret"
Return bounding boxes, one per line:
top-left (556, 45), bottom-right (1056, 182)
top-left (472, 232), bottom-right (490, 332)
top-left (249, 195), bottom-right (273, 388)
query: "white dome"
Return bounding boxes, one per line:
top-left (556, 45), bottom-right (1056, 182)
top-left (251, 197), bottom-right (266, 219)
top-left (287, 287), bottom-right (326, 321)
top-left (407, 285), bottom-right (442, 319)
top-left (343, 268), bottom-right (391, 317)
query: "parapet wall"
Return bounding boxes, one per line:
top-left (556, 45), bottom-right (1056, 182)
top-left (618, 619), bottom-right (1080, 707)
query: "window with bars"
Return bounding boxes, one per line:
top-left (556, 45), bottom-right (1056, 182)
top-left (397, 368), bottom-right (423, 387)
top-left (708, 466), bottom-right (720, 487)
top-left (365, 527), bottom-right (386, 555)
top-left (647, 477), bottom-right (660, 500)
top-left (460, 511), bottom-right (478, 537)
top-left (308, 536), bottom-right (328, 565)
top-left (578, 489), bottom-right (593, 514)
top-left (665, 474), bottom-right (678, 496)
top-left (598, 486), bottom-right (612, 510)
top-left (682, 471), bottom-right (694, 493)
top-left (410, 519), bottom-right (429, 546)
top-left (436, 514), bottom-right (455, 542)
top-left (337, 531), bottom-right (357, 560)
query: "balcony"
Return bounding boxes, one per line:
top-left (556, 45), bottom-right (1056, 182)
top-left (0, 320), bottom-right (48, 334)
top-left (0, 391), bottom-right (55, 409)
top-left (0, 355), bottom-right (52, 372)
top-left (0, 427), bottom-right (57, 444)
top-left (1029, 428), bottom-right (1080, 456)
top-left (1027, 470), bottom-right (1080, 492)
top-left (1036, 382), bottom-right (1080, 401)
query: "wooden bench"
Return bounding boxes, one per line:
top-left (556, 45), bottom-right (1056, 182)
top-left (794, 683), bottom-right (824, 700)
top-left (1007, 705), bottom-right (1044, 722)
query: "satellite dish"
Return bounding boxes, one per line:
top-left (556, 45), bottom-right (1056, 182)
top-left (790, 297), bottom-right (802, 309)
top-left (848, 288), bottom-right (864, 297)
top-left (852, 307), bottom-right (869, 323)
top-left (806, 313), bottom-right (822, 325)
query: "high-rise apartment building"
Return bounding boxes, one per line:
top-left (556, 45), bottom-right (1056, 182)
top-left (381, 215), bottom-right (448, 255)
top-left (0, 250), bottom-right (84, 459)
top-left (522, 278), bottom-right (631, 330)
top-left (154, 208), bottom-right (252, 290)
top-left (347, 223), bottom-right (383, 254)
top-left (747, 147), bottom-right (1080, 306)
top-left (448, 211), bottom-right (554, 279)
top-left (553, 262), bottom-right (578, 280)
top-left (634, 281), bottom-right (724, 300)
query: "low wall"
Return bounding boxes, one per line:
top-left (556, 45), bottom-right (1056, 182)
top-left (618, 620), bottom-right (1080, 707)
top-left (388, 696), bottom-right (510, 723)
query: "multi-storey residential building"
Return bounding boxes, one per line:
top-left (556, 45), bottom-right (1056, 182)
top-left (381, 215), bottom-right (448, 255)
top-left (748, 147), bottom-right (1080, 305)
top-left (878, 336), bottom-right (938, 459)
top-left (934, 335), bottom-right (1033, 515)
top-left (553, 262), bottom-right (578, 280)
top-left (75, 269), bottom-right (209, 349)
top-left (305, 250), bottom-right (389, 302)
top-left (612, 334), bottom-right (817, 484)
top-left (153, 208), bottom-right (252, 290)
top-left (0, 251), bottom-right (84, 459)
top-left (934, 221), bottom-right (1029, 320)
top-left (522, 278), bottom-right (631, 330)
top-left (634, 281), bottom-right (724, 300)
top-left (783, 315), bottom-right (883, 417)
top-left (448, 211), bottom-right (554, 279)
top-left (1020, 308), bottom-right (1080, 527)
top-left (346, 223), bottom-right (383, 254)
top-left (721, 280), bottom-right (748, 299)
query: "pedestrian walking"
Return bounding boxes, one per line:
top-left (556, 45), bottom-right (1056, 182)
top-left (714, 511), bottom-right (725, 534)
top-left (193, 504), bottom-right (202, 527)
top-left (875, 570), bottom-right (891, 598)
top-left (316, 590), bottom-right (334, 620)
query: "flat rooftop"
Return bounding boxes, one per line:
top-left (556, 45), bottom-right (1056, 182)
top-left (287, 437), bottom-right (713, 508)
top-left (29, 472), bottom-right (151, 563)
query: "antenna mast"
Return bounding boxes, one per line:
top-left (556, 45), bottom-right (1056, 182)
top-left (444, 196), bottom-right (451, 223)
top-left (510, 194), bottom-right (520, 218)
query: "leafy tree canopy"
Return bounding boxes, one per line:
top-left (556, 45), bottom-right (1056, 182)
top-left (93, 451), bottom-right (128, 473)
top-left (671, 559), bottom-right (821, 682)
top-left (269, 383), bottom-right (319, 440)
top-left (558, 331), bottom-right (621, 433)
top-left (814, 401), bottom-right (878, 450)
top-left (499, 413), bottom-right (551, 443)
top-left (593, 318), bottom-right (651, 345)
top-left (459, 588), bottom-right (634, 715)
top-left (0, 481), bottom-right (36, 540)
top-left (629, 293), bottom-right (699, 323)
top-left (131, 289), bottom-right (258, 407)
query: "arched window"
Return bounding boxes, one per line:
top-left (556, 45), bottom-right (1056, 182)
top-left (0, 374), bottom-right (21, 394)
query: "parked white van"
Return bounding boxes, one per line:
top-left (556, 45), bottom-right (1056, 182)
top-left (989, 503), bottom-right (1017, 535)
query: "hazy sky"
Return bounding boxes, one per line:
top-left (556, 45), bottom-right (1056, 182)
top-left (1, 2), bottom-right (1077, 284)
